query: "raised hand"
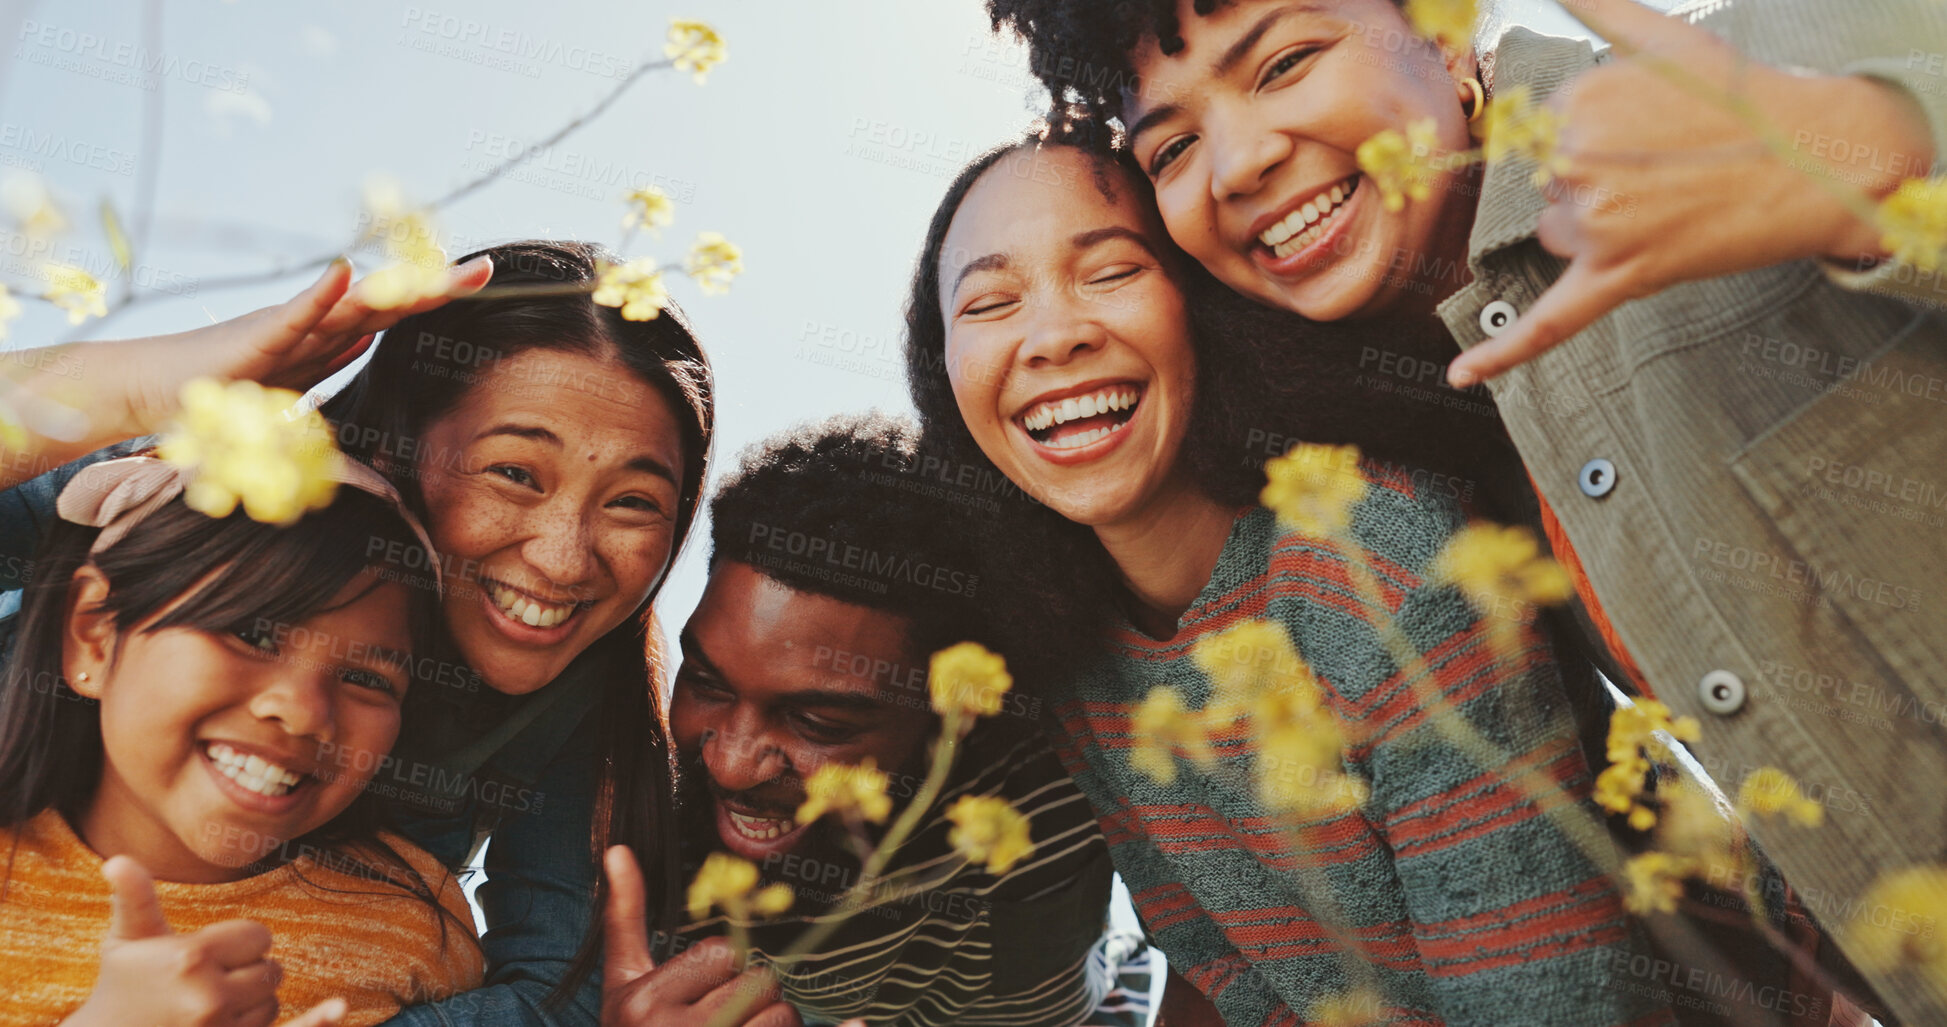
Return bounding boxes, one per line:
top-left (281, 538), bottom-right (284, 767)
top-left (60, 856), bottom-right (347, 1027)
top-left (118, 253), bottom-right (495, 432)
top-left (600, 846), bottom-right (804, 1027)
top-left (1446, 0), bottom-right (1932, 386)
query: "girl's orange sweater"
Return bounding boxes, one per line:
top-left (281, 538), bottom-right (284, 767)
top-left (0, 811), bottom-right (482, 1026)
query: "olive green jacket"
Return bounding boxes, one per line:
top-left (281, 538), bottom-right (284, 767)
top-left (1444, 4), bottom-right (1947, 1019)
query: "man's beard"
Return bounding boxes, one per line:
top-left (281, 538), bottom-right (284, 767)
top-left (674, 752), bottom-right (868, 911)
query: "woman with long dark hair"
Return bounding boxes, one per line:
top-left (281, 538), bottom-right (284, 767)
top-left (904, 131), bottom-right (1668, 1025)
top-left (0, 241), bottom-right (722, 1025)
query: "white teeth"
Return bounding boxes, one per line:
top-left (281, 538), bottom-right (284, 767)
top-left (489, 582), bottom-right (576, 629)
top-left (727, 810), bottom-right (792, 841)
top-left (1020, 386), bottom-right (1140, 434)
top-left (1258, 175), bottom-right (1361, 249)
top-left (207, 742), bottom-right (300, 798)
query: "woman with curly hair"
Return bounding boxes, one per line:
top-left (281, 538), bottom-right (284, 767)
top-left (903, 127), bottom-right (1674, 1026)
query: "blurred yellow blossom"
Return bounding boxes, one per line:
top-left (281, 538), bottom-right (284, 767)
top-left (592, 259), bottom-right (671, 322)
top-left (797, 759), bottom-right (893, 825)
top-left (357, 206), bottom-right (450, 311)
top-left (44, 264), bottom-right (107, 324)
top-left (1261, 443), bottom-right (1366, 537)
top-left (0, 403), bottom-right (25, 453)
top-left (749, 882), bottom-right (795, 916)
top-left (685, 232), bottom-right (744, 295)
top-left (687, 851), bottom-right (758, 920)
top-left (1596, 700), bottom-right (1701, 831)
top-left (1309, 988), bottom-right (1387, 1027)
top-left (666, 19), bottom-right (727, 84)
top-left (946, 795), bottom-right (1034, 874)
top-left (1846, 865), bottom-right (1947, 984)
top-left (1736, 767), bottom-right (1824, 828)
top-left (1432, 522), bottom-right (1573, 616)
top-left (622, 185), bottom-right (675, 234)
top-left (1356, 119), bottom-right (1445, 213)
top-left (1875, 177), bottom-right (1947, 273)
top-left (1404, 0), bottom-right (1478, 52)
top-left (1, 173), bottom-right (66, 241)
top-left (158, 378), bottom-right (340, 525)
top-left (0, 284), bottom-right (21, 341)
top-left (1623, 851), bottom-right (1693, 915)
top-left (1479, 85), bottom-right (1569, 187)
top-left (928, 641), bottom-right (1011, 720)
top-left (1130, 688), bottom-right (1216, 786)
top-left (1192, 620), bottom-right (1316, 708)
top-left (1654, 779), bottom-right (1738, 868)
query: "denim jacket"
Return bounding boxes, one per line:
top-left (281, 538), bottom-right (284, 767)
top-left (1445, 6), bottom-right (1947, 1020)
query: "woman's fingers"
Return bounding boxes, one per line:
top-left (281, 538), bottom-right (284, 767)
top-left (742, 1001), bottom-right (807, 1027)
top-left (281, 997), bottom-right (350, 1027)
top-left (189, 918), bottom-right (275, 971)
top-left (1448, 259), bottom-right (1635, 386)
top-left (698, 965), bottom-right (784, 1025)
top-left (602, 845), bottom-right (658, 990)
top-left (219, 957), bottom-right (282, 1011)
top-left (270, 258), bottom-right (355, 348)
top-left (100, 856), bottom-right (171, 942)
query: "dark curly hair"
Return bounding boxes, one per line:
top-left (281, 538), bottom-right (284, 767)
top-left (708, 411), bottom-right (993, 660)
top-left (904, 129), bottom-right (1529, 691)
top-left (987, 0), bottom-right (1412, 122)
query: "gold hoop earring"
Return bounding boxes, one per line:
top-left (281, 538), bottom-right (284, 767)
top-left (1459, 77), bottom-right (1485, 122)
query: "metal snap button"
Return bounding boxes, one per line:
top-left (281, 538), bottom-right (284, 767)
top-left (1579, 458), bottom-right (1617, 499)
top-left (1479, 300), bottom-right (1519, 337)
top-left (1699, 670), bottom-right (1746, 716)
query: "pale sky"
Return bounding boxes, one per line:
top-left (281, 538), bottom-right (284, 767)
top-left (0, 0), bottom-right (1613, 636)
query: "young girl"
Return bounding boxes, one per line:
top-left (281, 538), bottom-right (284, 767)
top-left (904, 135), bottom-right (1671, 1025)
top-left (0, 452), bottom-right (482, 1026)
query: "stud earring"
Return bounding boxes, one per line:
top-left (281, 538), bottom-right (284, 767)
top-left (73, 672), bottom-right (89, 683)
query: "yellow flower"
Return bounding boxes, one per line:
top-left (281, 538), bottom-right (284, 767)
top-left (1622, 851), bottom-right (1694, 915)
top-left (357, 209), bottom-right (450, 311)
top-left (1261, 443), bottom-right (1366, 537)
top-left (684, 232), bottom-right (744, 295)
top-left (1593, 757), bottom-right (1648, 816)
top-left (0, 284), bottom-right (21, 341)
top-left (1479, 84), bottom-right (1570, 187)
top-left (2, 173), bottom-right (66, 240)
top-left (622, 186), bottom-right (676, 234)
top-left (1736, 767), bottom-right (1825, 828)
top-left (797, 758), bottom-right (893, 825)
top-left (1192, 620), bottom-right (1317, 707)
top-left (0, 402), bottom-right (25, 453)
top-left (1655, 779), bottom-right (1739, 872)
top-left (157, 378), bottom-right (340, 525)
top-left (1404, 0), bottom-right (1479, 52)
top-left (1596, 700), bottom-right (1702, 831)
top-left (1846, 865), bottom-right (1947, 984)
top-left (1130, 688), bottom-right (1217, 786)
top-left (1309, 988), bottom-right (1387, 1027)
top-left (1356, 118), bottom-right (1446, 213)
top-left (946, 795), bottom-right (1034, 874)
top-left (592, 259), bottom-right (671, 322)
top-left (1431, 523), bottom-right (1573, 617)
top-left (1875, 177), bottom-right (1947, 273)
top-left (686, 851), bottom-right (759, 920)
top-left (928, 641), bottom-right (1012, 720)
top-left (666, 19), bottom-right (727, 84)
top-left (44, 264), bottom-right (107, 324)
top-left (750, 882), bottom-right (795, 916)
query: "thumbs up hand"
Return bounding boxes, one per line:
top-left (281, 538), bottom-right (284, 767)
top-left (61, 856), bottom-right (348, 1027)
top-left (601, 846), bottom-right (804, 1027)
top-left (1446, 0), bottom-right (1933, 387)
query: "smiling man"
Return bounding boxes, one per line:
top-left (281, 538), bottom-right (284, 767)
top-left (665, 413), bottom-right (1150, 1027)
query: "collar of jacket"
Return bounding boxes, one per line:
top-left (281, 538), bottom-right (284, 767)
top-left (1466, 27), bottom-right (1604, 264)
